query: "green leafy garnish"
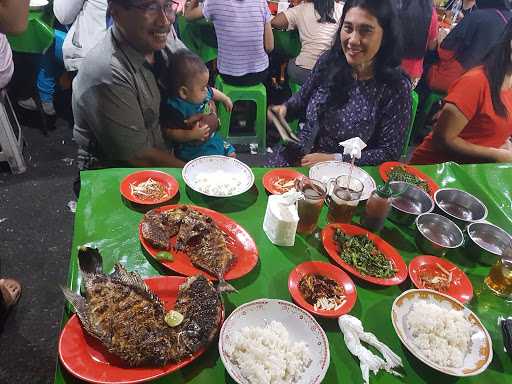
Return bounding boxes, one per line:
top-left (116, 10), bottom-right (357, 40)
top-left (156, 251), bottom-right (174, 261)
top-left (334, 229), bottom-right (396, 278)
top-left (387, 166), bottom-right (430, 194)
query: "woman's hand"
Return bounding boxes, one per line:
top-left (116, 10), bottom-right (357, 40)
top-left (268, 104), bottom-right (287, 122)
top-left (301, 153), bottom-right (335, 167)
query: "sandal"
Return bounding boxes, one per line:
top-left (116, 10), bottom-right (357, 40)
top-left (0, 278), bottom-right (22, 308)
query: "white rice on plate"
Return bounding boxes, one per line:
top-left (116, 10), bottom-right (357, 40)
top-left (224, 321), bottom-right (312, 384)
top-left (193, 171), bottom-right (243, 196)
top-left (405, 301), bottom-right (476, 368)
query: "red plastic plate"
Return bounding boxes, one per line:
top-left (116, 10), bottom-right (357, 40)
top-left (321, 223), bottom-right (408, 286)
top-left (139, 205), bottom-right (259, 281)
top-left (120, 170), bottom-right (179, 205)
top-left (59, 276), bottom-right (223, 384)
top-left (288, 261), bottom-right (357, 318)
top-left (409, 255), bottom-right (473, 303)
top-left (379, 161), bottom-right (439, 196)
top-left (262, 168), bottom-right (304, 195)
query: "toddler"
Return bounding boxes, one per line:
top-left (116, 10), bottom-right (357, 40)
top-left (161, 49), bottom-right (235, 161)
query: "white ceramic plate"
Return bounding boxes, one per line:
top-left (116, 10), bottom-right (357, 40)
top-left (30, 0), bottom-right (49, 10)
top-left (219, 299), bottom-right (330, 384)
top-left (391, 289), bottom-right (493, 377)
top-left (182, 155), bottom-right (254, 197)
top-left (309, 161), bottom-right (376, 200)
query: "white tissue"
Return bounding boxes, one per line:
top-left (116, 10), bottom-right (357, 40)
top-left (263, 189), bottom-right (303, 246)
top-left (339, 137), bottom-right (367, 160)
top-left (338, 315), bottom-right (402, 384)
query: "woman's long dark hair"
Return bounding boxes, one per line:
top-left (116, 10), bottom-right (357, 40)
top-left (397, 0), bottom-right (433, 58)
top-left (316, 0), bottom-right (404, 111)
top-left (313, 0), bottom-right (337, 23)
top-left (483, 20), bottom-right (512, 117)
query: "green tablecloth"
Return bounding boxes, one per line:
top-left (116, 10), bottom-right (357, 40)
top-left (54, 163), bottom-right (512, 383)
top-left (7, 7), bottom-right (55, 54)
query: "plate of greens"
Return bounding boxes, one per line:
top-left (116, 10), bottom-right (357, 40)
top-left (321, 223), bottom-right (408, 286)
top-left (379, 162), bottom-right (438, 196)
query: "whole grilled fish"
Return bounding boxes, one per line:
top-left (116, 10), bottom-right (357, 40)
top-left (62, 246), bottom-right (223, 367)
top-left (141, 207), bottom-right (236, 292)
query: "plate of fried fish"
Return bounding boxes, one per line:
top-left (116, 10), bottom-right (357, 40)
top-left (139, 205), bottom-right (259, 284)
top-left (59, 246), bottom-right (224, 384)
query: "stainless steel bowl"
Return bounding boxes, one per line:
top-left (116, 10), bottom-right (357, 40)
top-left (388, 182), bottom-right (434, 226)
top-left (434, 188), bottom-right (488, 228)
top-left (415, 213), bottom-right (464, 257)
top-left (466, 222), bottom-right (512, 265)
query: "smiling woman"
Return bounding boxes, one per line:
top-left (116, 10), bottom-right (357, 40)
top-left (266, 0), bottom-right (412, 168)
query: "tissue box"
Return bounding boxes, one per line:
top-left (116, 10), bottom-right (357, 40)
top-left (263, 195), bottom-right (299, 246)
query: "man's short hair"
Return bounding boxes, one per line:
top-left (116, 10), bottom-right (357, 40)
top-left (169, 49), bottom-right (209, 96)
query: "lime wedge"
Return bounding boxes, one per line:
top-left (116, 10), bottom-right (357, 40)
top-left (156, 251), bottom-right (173, 261)
top-left (165, 310), bottom-right (184, 327)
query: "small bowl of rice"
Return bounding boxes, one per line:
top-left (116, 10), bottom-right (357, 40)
top-left (182, 155), bottom-right (254, 197)
top-left (219, 299), bottom-right (330, 384)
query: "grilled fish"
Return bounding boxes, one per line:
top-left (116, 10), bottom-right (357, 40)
top-left (141, 207), bottom-right (236, 291)
top-left (62, 246), bottom-right (222, 367)
top-left (141, 207), bottom-right (188, 249)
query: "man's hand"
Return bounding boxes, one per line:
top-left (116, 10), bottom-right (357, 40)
top-left (301, 153), bottom-right (335, 167)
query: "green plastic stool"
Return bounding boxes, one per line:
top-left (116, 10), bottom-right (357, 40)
top-left (215, 76), bottom-right (267, 154)
top-left (176, 15), bottom-right (217, 63)
top-left (412, 90), bottom-right (445, 137)
top-left (288, 80), bottom-right (301, 133)
top-left (401, 90), bottom-right (420, 160)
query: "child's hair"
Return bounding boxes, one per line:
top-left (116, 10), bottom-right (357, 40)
top-left (168, 49), bottom-right (209, 98)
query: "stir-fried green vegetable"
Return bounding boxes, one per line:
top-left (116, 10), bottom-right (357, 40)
top-left (334, 229), bottom-right (396, 278)
top-left (387, 166), bottom-right (430, 193)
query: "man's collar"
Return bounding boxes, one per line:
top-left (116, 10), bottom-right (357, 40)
top-left (112, 25), bottom-right (149, 71)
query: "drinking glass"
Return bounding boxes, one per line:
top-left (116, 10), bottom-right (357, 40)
top-left (327, 175), bottom-right (364, 224)
top-left (295, 177), bottom-right (326, 235)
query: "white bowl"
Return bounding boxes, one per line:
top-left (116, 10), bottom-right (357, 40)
top-left (30, 0), bottom-right (49, 10)
top-left (391, 289), bottom-right (493, 377)
top-left (309, 161), bottom-right (376, 200)
top-left (182, 155), bottom-right (254, 197)
top-left (219, 299), bottom-right (330, 384)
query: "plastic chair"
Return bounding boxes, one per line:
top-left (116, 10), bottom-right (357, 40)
top-left (400, 90), bottom-right (420, 160)
top-left (215, 76), bottom-right (267, 154)
top-left (176, 15), bottom-right (217, 63)
top-left (0, 90), bottom-right (26, 174)
top-left (412, 90), bottom-right (445, 136)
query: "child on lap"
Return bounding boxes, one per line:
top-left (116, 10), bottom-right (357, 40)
top-left (161, 50), bottom-right (235, 162)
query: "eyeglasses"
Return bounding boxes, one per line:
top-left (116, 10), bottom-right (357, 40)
top-left (129, 1), bottom-right (179, 17)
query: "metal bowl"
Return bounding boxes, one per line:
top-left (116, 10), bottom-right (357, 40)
top-left (466, 222), bottom-right (512, 265)
top-left (415, 213), bottom-right (464, 257)
top-left (434, 188), bottom-right (487, 228)
top-left (388, 182), bottom-right (434, 226)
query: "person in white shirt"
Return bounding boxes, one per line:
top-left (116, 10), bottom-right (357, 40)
top-left (271, 0), bottom-right (343, 85)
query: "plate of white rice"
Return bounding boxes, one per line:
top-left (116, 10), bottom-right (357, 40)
top-left (219, 299), bottom-right (330, 384)
top-left (391, 289), bottom-right (492, 377)
top-left (182, 155), bottom-right (254, 197)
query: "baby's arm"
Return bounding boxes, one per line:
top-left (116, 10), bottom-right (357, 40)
top-left (212, 88), bottom-right (233, 112)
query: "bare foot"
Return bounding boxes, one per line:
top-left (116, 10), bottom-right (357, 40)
top-left (228, 152), bottom-right (237, 158)
top-left (0, 279), bottom-right (21, 307)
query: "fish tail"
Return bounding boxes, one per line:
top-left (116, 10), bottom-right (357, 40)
top-left (61, 286), bottom-right (87, 314)
top-left (77, 245), bottom-right (103, 274)
top-left (216, 278), bottom-right (237, 294)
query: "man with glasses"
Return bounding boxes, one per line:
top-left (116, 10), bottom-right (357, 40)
top-left (72, 0), bottom-right (203, 179)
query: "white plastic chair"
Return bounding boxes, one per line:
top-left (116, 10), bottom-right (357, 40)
top-left (0, 89), bottom-right (26, 174)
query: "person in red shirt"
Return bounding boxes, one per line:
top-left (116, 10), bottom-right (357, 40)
top-left (399, 0), bottom-right (439, 87)
top-left (411, 20), bottom-right (512, 164)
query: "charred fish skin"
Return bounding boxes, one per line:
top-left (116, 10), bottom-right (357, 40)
top-left (141, 207), bottom-right (188, 249)
top-left (62, 246), bottom-right (223, 367)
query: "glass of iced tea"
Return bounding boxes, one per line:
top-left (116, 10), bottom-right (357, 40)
top-left (327, 175), bottom-right (364, 224)
top-left (295, 177), bottom-right (326, 235)
top-left (484, 244), bottom-right (512, 298)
